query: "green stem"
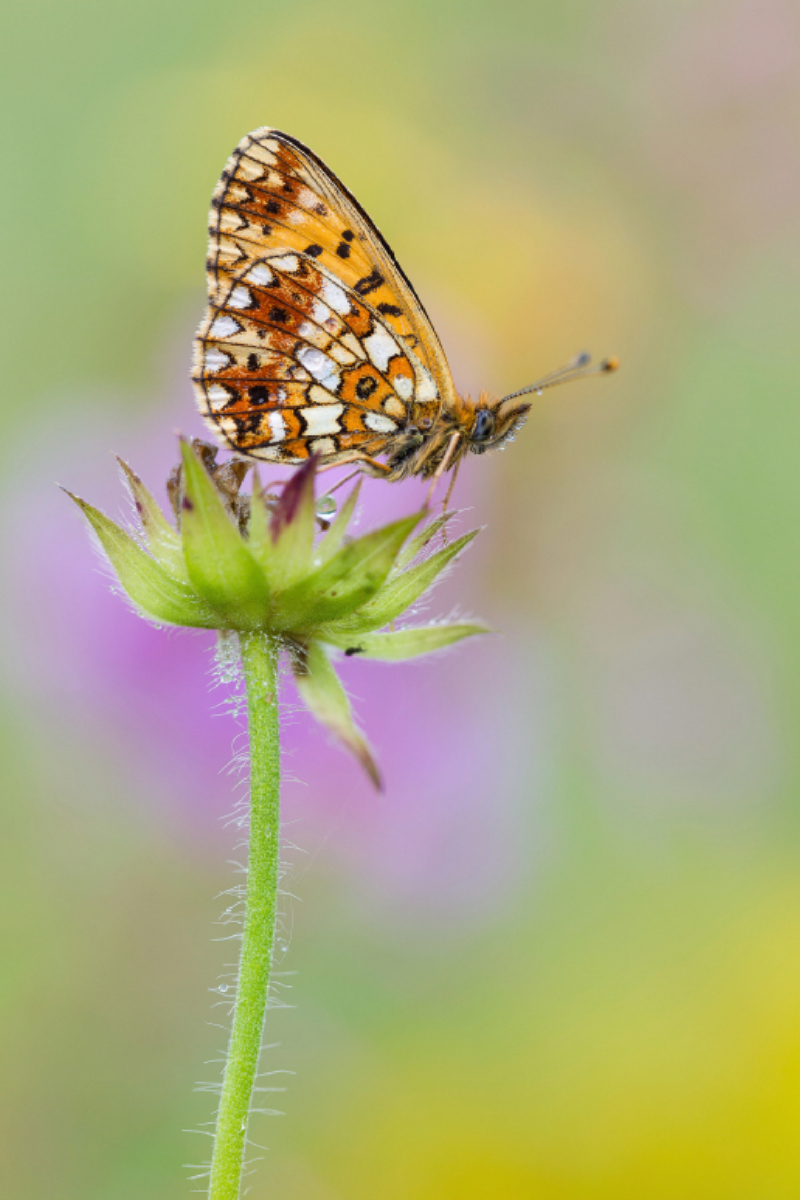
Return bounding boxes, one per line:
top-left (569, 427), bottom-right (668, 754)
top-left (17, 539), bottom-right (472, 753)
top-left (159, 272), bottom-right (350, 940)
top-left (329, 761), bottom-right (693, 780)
top-left (208, 632), bottom-right (281, 1200)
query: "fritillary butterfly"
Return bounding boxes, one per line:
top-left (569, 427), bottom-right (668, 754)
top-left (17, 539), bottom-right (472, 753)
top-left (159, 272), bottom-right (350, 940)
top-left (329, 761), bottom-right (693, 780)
top-left (192, 128), bottom-right (617, 487)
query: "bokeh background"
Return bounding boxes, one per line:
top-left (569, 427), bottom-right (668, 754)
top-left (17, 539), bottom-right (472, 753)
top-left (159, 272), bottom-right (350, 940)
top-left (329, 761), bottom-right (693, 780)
top-left (3, 0), bottom-right (800, 1195)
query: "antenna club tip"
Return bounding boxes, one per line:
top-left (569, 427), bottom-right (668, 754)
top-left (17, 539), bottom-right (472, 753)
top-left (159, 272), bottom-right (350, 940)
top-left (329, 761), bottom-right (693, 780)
top-left (602, 355), bottom-right (620, 372)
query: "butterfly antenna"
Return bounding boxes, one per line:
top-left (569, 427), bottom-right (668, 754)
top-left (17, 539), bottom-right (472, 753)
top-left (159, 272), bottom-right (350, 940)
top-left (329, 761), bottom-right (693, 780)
top-left (500, 352), bottom-right (619, 403)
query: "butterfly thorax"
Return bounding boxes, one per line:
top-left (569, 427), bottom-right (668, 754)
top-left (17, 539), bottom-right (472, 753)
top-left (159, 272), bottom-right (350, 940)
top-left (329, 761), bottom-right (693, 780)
top-left (381, 391), bottom-right (533, 481)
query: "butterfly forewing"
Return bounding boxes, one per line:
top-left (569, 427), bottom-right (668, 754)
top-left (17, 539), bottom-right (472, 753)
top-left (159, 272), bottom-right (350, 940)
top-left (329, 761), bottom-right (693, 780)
top-left (193, 251), bottom-right (440, 463)
top-left (206, 127), bottom-right (455, 408)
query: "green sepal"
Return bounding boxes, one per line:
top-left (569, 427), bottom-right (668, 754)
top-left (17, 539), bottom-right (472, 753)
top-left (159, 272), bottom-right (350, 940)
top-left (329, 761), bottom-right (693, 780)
top-left (271, 512), bottom-right (422, 631)
top-left (179, 440), bottom-right (271, 629)
top-left (325, 528), bottom-right (479, 636)
top-left (315, 480), bottom-right (361, 565)
top-left (321, 621), bottom-right (490, 660)
top-left (292, 640), bottom-right (381, 789)
top-left (65, 491), bottom-right (217, 628)
top-left (116, 456), bottom-right (189, 582)
top-left (247, 471), bottom-right (279, 582)
top-left (267, 456), bottom-right (317, 591)
top-left (393, 509), bottom-right (454, 573)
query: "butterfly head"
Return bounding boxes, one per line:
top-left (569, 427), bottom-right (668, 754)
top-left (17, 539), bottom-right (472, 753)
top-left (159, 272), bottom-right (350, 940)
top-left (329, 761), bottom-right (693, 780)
top-left (465, 394), bottom-right (532, 455)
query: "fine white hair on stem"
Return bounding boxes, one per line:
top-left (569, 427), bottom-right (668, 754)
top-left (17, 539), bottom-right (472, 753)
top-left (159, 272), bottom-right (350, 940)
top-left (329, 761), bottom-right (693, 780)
top-left (190, 635), bottom-right (307, 1193)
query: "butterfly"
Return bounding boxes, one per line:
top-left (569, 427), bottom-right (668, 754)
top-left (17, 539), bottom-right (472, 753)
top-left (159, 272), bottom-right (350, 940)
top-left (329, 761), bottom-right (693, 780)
top-left (192, 127), bottom-right (617, 491)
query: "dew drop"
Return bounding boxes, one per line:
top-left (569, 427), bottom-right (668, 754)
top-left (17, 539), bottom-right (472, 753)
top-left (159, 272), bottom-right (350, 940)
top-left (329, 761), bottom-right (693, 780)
top-left (219, 984), bottom-right (229, 993)
top-left (316, 494), bottom-right (337, 519)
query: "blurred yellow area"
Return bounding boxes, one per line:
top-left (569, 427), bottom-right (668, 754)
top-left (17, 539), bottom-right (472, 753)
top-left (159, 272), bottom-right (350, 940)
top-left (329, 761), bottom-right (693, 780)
top-left (2, 0), bottom-right (800, 1196)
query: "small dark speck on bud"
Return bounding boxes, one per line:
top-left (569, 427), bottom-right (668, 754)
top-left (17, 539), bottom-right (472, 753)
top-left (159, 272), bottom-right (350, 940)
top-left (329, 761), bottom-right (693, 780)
top-left (344, 646), bottom-right (364, 656)
top-left (182, 496), bottom-right (194, 511)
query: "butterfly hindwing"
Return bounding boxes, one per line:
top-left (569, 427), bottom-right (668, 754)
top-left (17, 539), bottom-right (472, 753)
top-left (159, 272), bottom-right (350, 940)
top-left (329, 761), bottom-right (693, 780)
top-left (193, 250), bottom-right (440, 463)
top-left (206, 127), bottom-right (455, 409)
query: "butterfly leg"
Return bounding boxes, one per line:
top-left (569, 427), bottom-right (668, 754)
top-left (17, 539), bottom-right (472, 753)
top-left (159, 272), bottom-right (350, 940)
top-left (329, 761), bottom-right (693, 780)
top-left (317, 453), bottom-right (392, 478)
top-left (319, 467), bottom-right (362, 498)
top-left (442, 457), bottom-right (462, 511)
top-left (437, 456), bottom-right (464, 545)
top-left (424, 432), bottom-right (462, 508)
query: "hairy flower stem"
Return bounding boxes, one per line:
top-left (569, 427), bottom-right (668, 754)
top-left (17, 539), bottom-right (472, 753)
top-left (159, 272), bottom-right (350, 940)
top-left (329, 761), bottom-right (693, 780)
top-left (208, 632), bottom-right (281, 1200)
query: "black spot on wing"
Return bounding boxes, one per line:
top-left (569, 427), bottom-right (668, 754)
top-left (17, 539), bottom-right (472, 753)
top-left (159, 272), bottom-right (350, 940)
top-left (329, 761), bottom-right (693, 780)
top-left (355, 269), bottom-right (384, 296)
top-left (378, 302), bottom-right (403, 317)
top-left (305, 243), bottom-right (323, 257)
top-left (355, 375), bottom-right (378, 399)
top-left (336, 242), bottom-right (351, 259)
top-left (235, 410), bottom-right (266, 435)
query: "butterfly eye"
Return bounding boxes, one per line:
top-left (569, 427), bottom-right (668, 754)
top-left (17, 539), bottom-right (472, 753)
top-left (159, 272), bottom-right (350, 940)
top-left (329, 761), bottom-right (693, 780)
top-left (420, 417), bottom-right (433, 430)
top-left (471, 410), bottom-right (495, 443)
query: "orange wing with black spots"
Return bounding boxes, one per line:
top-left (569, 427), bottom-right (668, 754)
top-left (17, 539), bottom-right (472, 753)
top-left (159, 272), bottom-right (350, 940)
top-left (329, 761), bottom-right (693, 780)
top-left (204, 126), bottom-right (456, 409)
top-left (194, 126), bottom-right (576, 482)
top-left (193, 250), bottom-right (441, 464)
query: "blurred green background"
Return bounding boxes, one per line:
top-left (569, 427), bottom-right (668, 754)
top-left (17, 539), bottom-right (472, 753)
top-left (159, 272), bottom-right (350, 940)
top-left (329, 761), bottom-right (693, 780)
top-left (3, 0), bottom-right (800, 1196)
